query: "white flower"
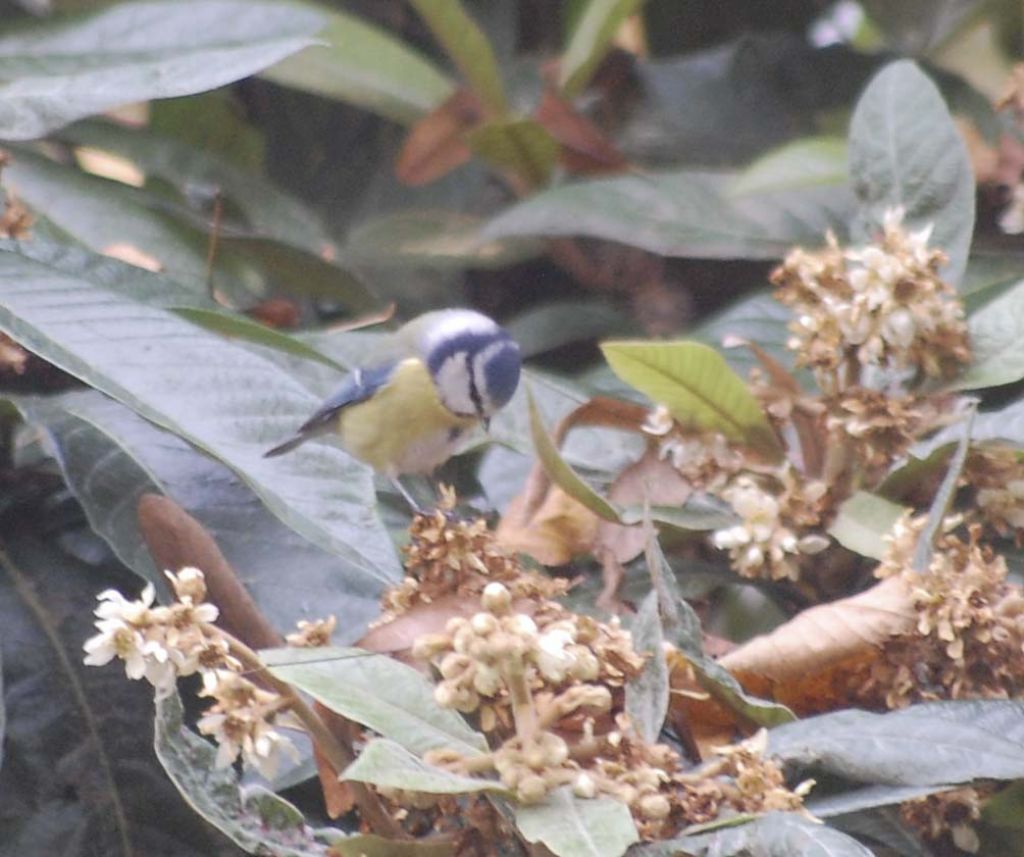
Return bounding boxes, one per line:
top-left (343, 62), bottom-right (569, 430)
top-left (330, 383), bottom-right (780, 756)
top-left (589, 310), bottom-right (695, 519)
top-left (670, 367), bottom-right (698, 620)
top-left (536, 627), bottom-right (576, 682)
top-left (94, 583), bottom-right (157, 624)
top-left (642, 405), bottom-right (674, 436)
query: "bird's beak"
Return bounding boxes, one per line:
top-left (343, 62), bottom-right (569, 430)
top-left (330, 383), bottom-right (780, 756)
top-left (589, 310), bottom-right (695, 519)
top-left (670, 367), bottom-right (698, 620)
top-left (482, 417), bottom-right (491, 432)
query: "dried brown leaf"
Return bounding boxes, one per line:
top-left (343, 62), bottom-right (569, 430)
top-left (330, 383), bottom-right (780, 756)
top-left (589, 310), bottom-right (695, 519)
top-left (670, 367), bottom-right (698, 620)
top-left (395, 89), bottom-right (481, 186)
top-left (718, 575), bottom-right (916, 712)
top-left (596, 446), bottom-right (692, 565)
top-left (137, 494), bottom-right (282, 649)
top-left (535, 87), bottom-right (628, 175)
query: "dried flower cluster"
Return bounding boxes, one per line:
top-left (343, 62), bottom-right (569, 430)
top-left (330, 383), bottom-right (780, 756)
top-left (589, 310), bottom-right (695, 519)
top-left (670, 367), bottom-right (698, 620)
top-left (964, 445), bottom-right (1024, 539)
top-left (642, 406), bottom-right (745, 492)
top-left (825, 387), bottom-right (946, 476)
top-left (0, 151), bottom-right (32, 240)
top-left (860, 516), bottom-right (1024, 708)
top-left (901, 787), bottom-right (988, 855)
top-left (772, 207), bottom-right (970, 388)
top-left (711, 470), bottom-right (830, 581)
top-left (83, 568), bottom-right (306, 779)
top-left (381, 487), bottom-right (568, 619)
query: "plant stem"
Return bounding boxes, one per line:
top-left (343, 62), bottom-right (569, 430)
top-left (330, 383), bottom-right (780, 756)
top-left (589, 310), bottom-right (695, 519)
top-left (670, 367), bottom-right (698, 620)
top-left (222, 632), bottom-right (407, 839)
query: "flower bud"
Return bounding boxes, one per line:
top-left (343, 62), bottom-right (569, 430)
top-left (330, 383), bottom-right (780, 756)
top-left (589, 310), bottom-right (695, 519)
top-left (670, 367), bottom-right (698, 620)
top-left (638, 793), bottom-right (671, 820)
top-left (471, 612), bottom-right (499, 636)
top-left (517, 774), bottom-right (548, 804)
top-left (481, 582), bottom-right (512, 614)
top-left (572, 772), bottom-right (597, 799)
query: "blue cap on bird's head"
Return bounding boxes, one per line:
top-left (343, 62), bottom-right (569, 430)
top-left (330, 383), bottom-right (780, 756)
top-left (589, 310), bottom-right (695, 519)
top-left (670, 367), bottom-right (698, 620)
top-left (422, 309), bottom-right (521, 421)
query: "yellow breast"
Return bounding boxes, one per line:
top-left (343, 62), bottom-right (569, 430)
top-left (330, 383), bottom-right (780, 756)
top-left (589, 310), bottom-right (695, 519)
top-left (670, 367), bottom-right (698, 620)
top-left (336, 358), bottom-right (477, 475)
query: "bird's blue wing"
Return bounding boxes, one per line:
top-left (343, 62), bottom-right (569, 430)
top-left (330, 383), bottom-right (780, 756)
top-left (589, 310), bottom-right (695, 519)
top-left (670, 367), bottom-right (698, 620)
top-left (298, 362), bottom-right (398, 433)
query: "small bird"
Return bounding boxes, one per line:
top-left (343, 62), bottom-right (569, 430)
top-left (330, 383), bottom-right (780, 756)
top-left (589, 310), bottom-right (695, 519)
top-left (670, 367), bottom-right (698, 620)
top-left (265, 309), bottom-right (521, 505)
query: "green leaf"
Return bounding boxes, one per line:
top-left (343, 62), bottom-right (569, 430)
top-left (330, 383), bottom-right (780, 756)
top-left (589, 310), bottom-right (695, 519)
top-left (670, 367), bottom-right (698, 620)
top-left (172, 307), bottom-right (347, 372)
top-left (645, 533), bottom-right (795, 729)
top-left (600, 340), bottom-right (782, 456)
top-left (59, 118), bottom-right (331, 255)
top-left (4, 147), bottom-right (377, 311)
top-left (262, 3), bottom-right (454, 125)
top-left (624, 590), bottom-right (668, 744)
top-left (13, 390), bottom-right (386, 635)
top-left (560, 0), bottom-right (647, 98)
top-left (848, 60), bottom-right (975, 287)
top-left (262, 647), bottom-right (487, 758)
top-left (4, 146), bottom-right (212, 283)
top-left (154, 692), bottom-right (337, 856)
top-left (481, 171), bottom-right (854, 259)
top-left (731, 137), bottom-right (848, 196)
top-left (526, 388), bottom-right (621, 523)
top-left (806, 783), bottom-right (957, 818)
top-left (343, 739), bottom-right (507, 795)
top-left (331, 836), bottom-right (454, 857)
top-left (407, 0), bottom-right (507, 114)
top-left (0, 0), bottom-right (322, 140)
top-left (955, 277), bottom-right (1024, 390)
top-left (466, 118), bottom-right (560, 187)
top-left (828, 491), bottom-right (908, 560)
top-left (515, 787), bottom-right (638, 857)
top-left (0, 243), bottom-right (400, 585)
top-left (768, 700), bottom-right (1024, 785)
top-left (653, 811), bottom-right (875, 857)
top-left (911, 404), bottom-right (973, 573)
top-left (345, 211), bottom-right (543, 271)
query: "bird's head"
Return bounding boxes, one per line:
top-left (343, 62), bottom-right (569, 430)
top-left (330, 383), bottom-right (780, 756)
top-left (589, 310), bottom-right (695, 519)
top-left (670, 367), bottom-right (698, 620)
top-left (421, 309), bottom-right (521, 423)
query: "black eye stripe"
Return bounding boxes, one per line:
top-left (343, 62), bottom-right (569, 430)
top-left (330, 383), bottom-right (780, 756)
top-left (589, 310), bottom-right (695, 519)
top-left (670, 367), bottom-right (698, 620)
top-left (465, 352), bottom-right (485, 418)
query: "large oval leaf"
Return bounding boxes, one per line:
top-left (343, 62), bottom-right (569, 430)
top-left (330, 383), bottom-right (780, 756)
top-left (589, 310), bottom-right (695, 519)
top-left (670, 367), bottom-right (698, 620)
top-left (0, 243), bottom-right (401, 585)
top-left (768, 700), bottom-right (1024, 785)
top-left (515, 788), bottom-right (638, 857)
top-left (480, 171), bottom-right (854, 259)
top-left (14, 390), bottom-right (386, 635)
top-left (262, 4), bottom-right (454, 125)
top-left (600, 340), bottom-right (782, 456)
top-left (954, 276), bottom-right (1024, 390)
top-left (262, 647), bottom-right (487, 758)
top-left (0, 0), bottom-right (322, 140)
top-left (848, 60), bottom-right (975, 288)
top-left (560, 0), bottom-right (647, 98)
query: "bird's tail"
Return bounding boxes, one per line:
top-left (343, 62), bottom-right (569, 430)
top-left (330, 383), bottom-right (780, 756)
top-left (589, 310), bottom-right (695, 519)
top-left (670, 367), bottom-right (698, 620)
top-left (263, 434), bottom-right (306, 458)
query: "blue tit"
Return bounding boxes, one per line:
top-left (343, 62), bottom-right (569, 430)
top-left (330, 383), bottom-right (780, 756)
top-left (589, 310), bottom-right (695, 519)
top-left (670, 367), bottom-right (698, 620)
top-left (265, 309), bottom-right (521, 482)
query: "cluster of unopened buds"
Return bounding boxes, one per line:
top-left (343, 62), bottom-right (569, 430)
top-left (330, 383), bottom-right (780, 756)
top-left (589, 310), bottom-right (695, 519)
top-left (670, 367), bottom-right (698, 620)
top-left (83, 567), bottom-right (311, 779)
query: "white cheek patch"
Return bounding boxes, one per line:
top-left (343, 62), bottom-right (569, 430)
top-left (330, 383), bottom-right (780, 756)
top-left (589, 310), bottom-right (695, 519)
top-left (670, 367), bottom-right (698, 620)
top-left (434, 354), bottom-right (476, 416)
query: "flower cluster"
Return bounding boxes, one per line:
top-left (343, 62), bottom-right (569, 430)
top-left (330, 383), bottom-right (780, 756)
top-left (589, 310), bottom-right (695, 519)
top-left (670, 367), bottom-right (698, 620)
top-left (83, 567), bottom-right (301, 779)
top-left (771, 208), bottom-right (970, 388)
top-left (197, 670), bottom-right (299, 778)
top-left (711, 471), bottom-right (830, 581)
top-left (382, 487), bottom-right (568, 619)
top-left (862, 516), bottom-right (1024, 708)
top-left (641, 406), bottom-right (745, 492)
top-left (825, 387), bottom-right (946, 475)
top-left (676, 731), bottom-right (812, 825)
top-left (964, 445), bottom-right (1024, 538)
top-left (83, 568), bottom-right (228, 697)
top-left (414, 583), bottom-right (810, 836)
top-left (901, 786), bottom-right (988, 855)
top-left (415, 581), bottom-right (640, 736)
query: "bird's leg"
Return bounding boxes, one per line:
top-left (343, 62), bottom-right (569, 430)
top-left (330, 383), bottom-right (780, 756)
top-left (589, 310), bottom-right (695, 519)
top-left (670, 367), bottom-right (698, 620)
top-left (390, 476), bottom-right (428, 516)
